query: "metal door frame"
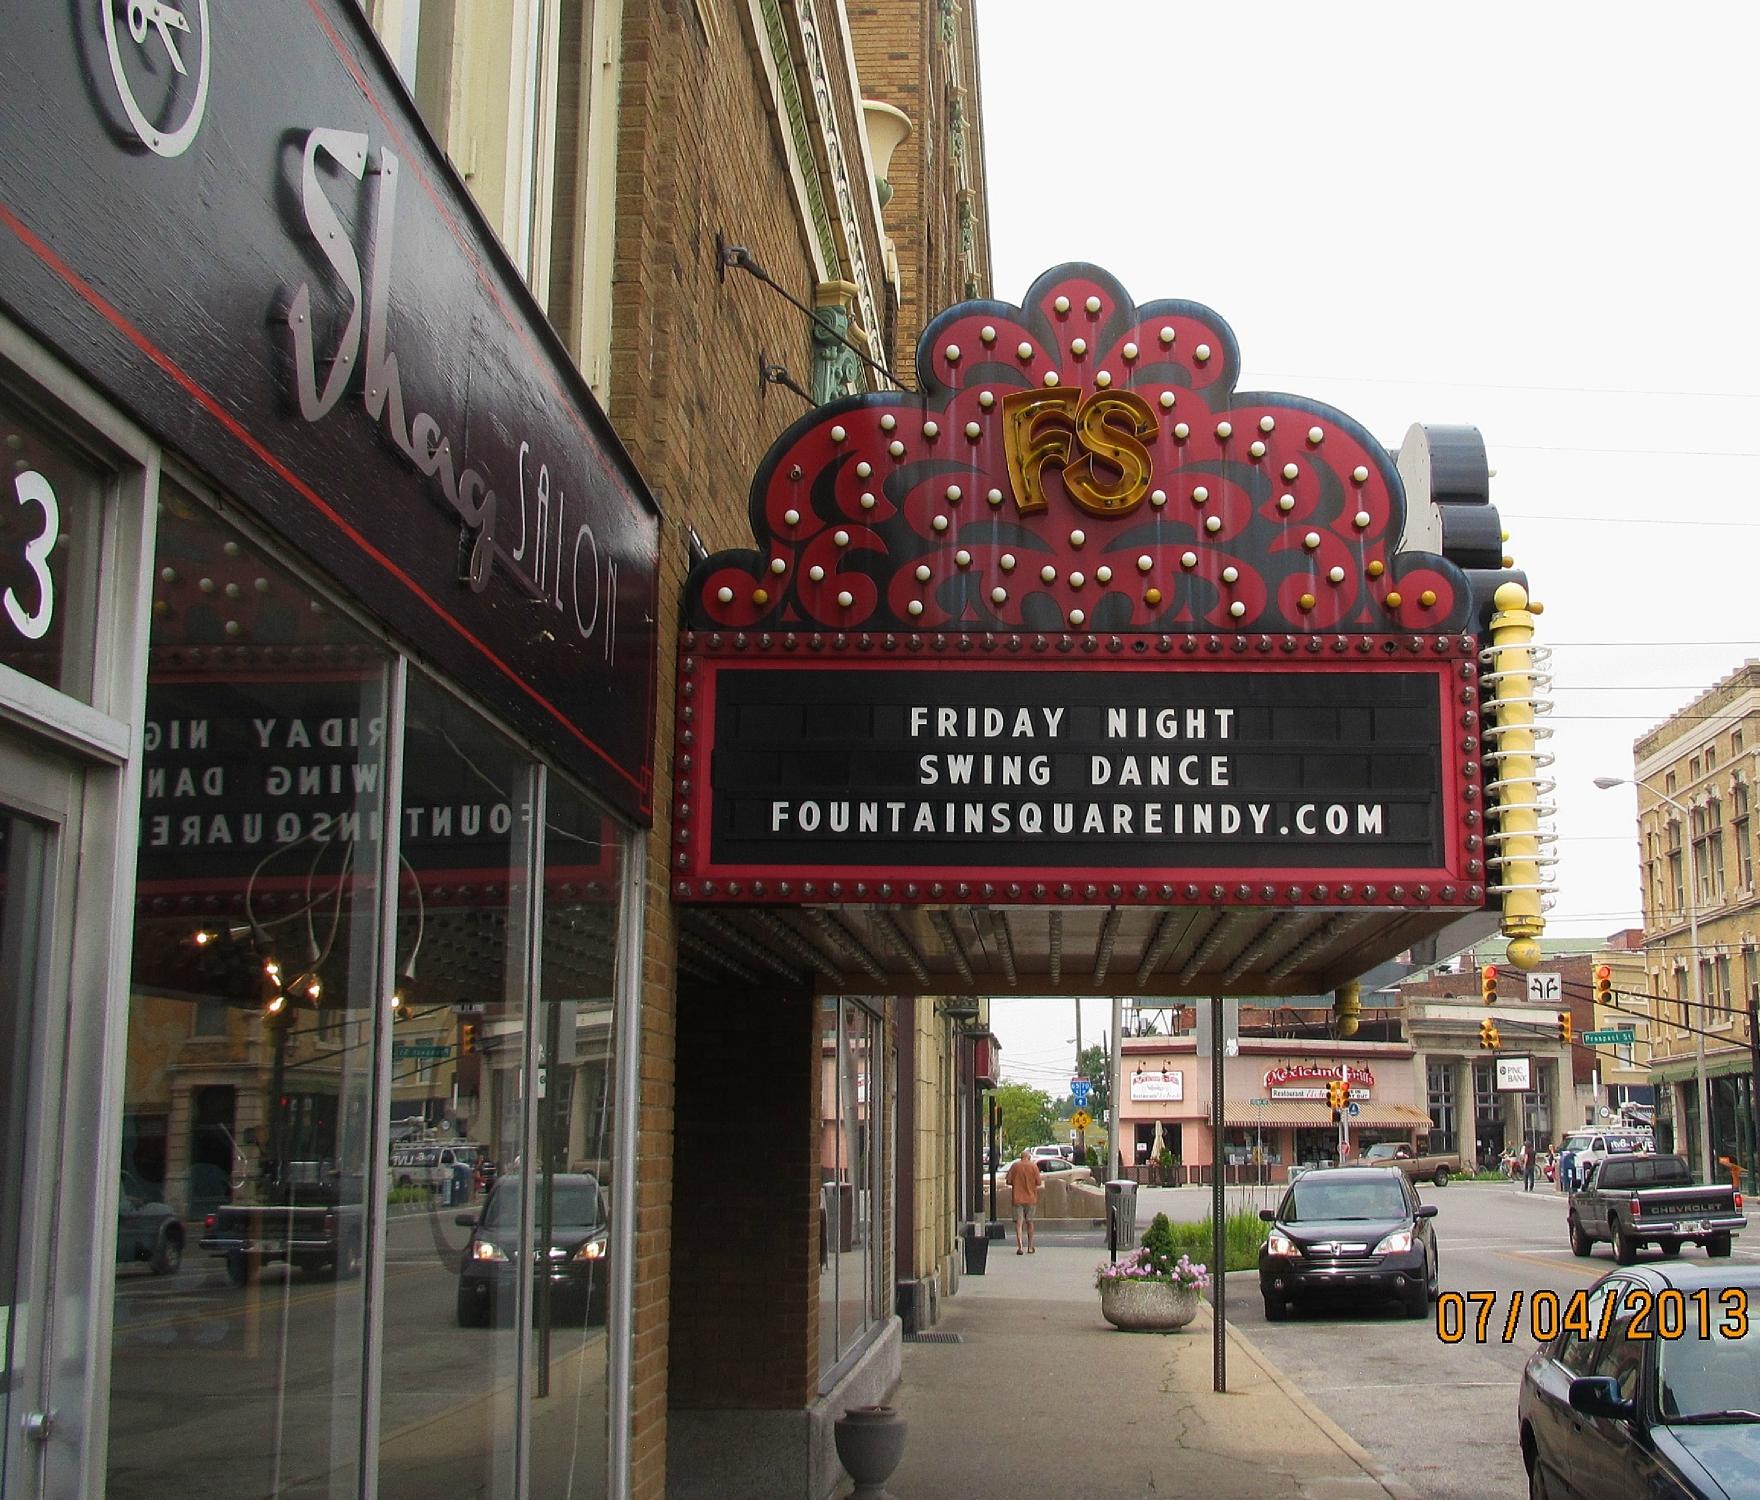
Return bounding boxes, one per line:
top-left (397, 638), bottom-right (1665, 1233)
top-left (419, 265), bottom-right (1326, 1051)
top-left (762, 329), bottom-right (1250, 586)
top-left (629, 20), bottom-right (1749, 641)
top-left (0, 315), bottom-right (157, 1497)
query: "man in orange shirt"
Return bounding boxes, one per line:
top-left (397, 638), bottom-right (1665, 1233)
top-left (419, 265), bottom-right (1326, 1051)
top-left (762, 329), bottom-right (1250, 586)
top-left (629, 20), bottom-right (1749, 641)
top-left (1004, 1147), bottom-right (1043, 1255)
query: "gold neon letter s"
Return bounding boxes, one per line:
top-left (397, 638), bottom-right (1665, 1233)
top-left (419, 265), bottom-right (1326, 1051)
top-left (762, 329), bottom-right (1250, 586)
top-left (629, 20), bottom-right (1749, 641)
top-left (1001, 388), bottom-right (1080, 515)
top-left (1065, 391), bottom-right (1157, 516)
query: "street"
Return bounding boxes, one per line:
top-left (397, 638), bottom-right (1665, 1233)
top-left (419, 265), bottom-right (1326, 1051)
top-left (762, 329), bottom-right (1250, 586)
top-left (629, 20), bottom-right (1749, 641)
top-left (1122, 1178), bottom-right (1760, 1499)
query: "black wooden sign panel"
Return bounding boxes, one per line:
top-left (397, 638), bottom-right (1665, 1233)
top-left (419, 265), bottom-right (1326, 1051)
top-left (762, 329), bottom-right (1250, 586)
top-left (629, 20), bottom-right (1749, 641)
top-left (0, 3), bottom-right (659, 821)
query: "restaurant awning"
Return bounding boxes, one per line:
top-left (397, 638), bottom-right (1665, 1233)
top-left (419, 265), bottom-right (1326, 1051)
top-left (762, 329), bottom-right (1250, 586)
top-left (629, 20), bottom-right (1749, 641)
top-left (1223, 1102), bottom-right (1433, 1130)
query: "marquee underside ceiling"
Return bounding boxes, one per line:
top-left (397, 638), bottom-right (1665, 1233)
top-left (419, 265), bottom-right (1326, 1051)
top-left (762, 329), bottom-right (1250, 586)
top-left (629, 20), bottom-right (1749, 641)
top-left (675, 903), bottom-right (1465, 999)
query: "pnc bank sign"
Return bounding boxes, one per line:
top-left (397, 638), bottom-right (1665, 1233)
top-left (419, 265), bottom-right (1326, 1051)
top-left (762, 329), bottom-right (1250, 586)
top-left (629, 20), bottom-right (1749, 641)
top-left (676, 265), bottom-right (1496, 911)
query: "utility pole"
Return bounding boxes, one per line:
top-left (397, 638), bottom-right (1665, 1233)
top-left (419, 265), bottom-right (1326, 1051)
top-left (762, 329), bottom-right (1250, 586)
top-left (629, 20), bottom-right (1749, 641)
top-left (1109, 994), bottom-right (1124, 1180)
top-left (1073, 997), bottom-right (1085, 1163)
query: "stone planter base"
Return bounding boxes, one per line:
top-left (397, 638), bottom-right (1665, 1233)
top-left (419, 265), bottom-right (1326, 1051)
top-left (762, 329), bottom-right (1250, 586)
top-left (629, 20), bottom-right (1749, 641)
top-left (1098, 1279), bottom-right (1200, 1332)
top-left (834, 1404), bottom-right (906, 1499)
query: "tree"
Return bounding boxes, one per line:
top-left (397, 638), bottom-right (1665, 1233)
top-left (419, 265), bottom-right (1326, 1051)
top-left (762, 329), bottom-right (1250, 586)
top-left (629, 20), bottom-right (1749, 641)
top-left (992, 1082), bottom-right (1056, 1154)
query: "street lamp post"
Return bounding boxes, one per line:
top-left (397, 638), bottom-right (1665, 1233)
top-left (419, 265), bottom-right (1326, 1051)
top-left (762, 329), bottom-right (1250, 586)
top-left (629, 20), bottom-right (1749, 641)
top-left (1594, 776), bottom-right (1713, 1185)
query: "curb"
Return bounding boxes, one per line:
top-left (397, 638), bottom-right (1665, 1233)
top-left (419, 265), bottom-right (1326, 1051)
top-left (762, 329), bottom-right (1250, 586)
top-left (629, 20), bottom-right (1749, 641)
top-left (1217, 1290), bottom-right (1424, 1500)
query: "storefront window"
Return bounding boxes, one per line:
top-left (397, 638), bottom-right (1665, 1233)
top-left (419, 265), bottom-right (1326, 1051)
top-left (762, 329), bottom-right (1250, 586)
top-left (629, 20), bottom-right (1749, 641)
top-left (1426, 1062), bottom-right (1456, 1154)
top-left (107, 491), bottom-right (634, 1498)
top-left (108, 489), bottom-right (393, 1497)
top-left (1293, 1128), bottom-right (1334, 1169)
top-left (528, 777), bottom-right (623, 1497)
top-left (378, 677), bottom-right (534, 1499)
top-left (0, 385), bottom-right (102, 702)
top-left (819, 998), bottom-right (883, 1382)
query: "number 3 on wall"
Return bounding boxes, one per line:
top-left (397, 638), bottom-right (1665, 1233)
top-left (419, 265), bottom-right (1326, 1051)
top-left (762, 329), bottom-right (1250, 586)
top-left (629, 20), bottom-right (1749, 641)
top-left (5, 470), bottom-right (58, 641)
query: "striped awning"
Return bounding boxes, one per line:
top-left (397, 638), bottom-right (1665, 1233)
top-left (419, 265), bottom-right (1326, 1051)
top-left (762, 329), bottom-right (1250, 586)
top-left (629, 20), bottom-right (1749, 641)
top-left (1223, 1102), bottom-right (1433, 1130)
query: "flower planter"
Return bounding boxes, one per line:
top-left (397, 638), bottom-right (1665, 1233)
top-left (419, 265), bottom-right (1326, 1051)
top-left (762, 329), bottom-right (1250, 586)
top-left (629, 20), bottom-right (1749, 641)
top-left (1098, 1279), bottom-right (1200, 1332)
top-left (834, 1404), bottom-right (906, 1499)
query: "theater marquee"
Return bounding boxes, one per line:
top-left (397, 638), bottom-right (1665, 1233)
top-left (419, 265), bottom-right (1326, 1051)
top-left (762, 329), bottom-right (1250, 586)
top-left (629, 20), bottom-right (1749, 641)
top-left (675, 264), bottom-right (1495, 912)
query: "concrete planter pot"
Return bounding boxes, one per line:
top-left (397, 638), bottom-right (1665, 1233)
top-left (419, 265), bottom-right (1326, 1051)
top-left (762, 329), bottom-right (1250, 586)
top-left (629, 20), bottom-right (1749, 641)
top-left (1098, 1279), bottom-right (1200, 1332)
top-left (834, 1404), bottom-right (906, 1499)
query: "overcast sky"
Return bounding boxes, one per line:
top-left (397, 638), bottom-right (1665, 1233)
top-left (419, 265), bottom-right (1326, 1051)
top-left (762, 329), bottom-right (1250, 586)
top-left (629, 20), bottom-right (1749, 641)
top-left (970, 1), bottom-right (1759, 1089)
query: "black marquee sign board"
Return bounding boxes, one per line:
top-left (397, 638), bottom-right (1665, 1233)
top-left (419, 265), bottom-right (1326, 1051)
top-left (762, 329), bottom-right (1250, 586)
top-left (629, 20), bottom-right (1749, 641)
top-left (677, 266), bottom-right (1496, 909)
top-left (0, 3), bottom-right (660, 823)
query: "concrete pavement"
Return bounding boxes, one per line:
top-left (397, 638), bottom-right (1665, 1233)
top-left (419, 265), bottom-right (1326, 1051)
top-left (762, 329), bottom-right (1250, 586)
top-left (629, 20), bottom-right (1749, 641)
top-left (885, 1240), bottom-right (1417, 1499)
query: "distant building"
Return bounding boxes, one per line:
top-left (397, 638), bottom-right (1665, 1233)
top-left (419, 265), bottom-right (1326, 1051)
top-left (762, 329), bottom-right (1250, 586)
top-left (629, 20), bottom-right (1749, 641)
top-left (1397, 939), bottom-right (1599, 1163)
top-left (1627, 661), bottom-right (1760, 1173)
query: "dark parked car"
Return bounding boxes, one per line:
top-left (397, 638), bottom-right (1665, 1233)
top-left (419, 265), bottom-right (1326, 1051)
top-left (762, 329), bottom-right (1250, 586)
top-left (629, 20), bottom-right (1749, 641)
top-left (1520, 1261), bottom-right (1760, 1500)
top-left (1258, 1165), bottom-right (1439, 1320)
top-left (116, 1170), bottom-right (183, 1275)
top-left (457, 1172), bottom-right (608, 1327)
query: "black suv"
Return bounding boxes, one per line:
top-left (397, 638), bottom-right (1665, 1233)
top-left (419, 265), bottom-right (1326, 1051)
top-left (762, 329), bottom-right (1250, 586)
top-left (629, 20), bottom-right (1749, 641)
top-left (1259, 1164), bottom-right (1439, 1320)
top-left (456, 1172), bottom-right (609, 1326)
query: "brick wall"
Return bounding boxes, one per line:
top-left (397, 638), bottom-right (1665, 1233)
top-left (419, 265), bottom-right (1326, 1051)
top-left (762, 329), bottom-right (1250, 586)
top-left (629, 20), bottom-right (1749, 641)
top-left (588, 1), bottom-right (991, 1489)
top-left (848, 0), bottom-right (991, 384)
top-left (667, 978), bottom-right (818, 1409)
top-left (608, 2), bottom-right (891, 1488)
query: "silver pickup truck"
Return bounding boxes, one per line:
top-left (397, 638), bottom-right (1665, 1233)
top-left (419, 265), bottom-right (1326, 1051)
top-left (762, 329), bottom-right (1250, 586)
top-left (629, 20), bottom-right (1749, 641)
top-left (1566, 1153), bottom-right (1745, 1263)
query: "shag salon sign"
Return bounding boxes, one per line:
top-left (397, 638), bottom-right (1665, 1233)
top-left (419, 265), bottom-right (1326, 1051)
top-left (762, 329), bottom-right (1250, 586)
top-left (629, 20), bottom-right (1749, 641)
top-left (0, 3), bottom-right (659, 821)
top-left (675, 265), bottom-right (1486, 908)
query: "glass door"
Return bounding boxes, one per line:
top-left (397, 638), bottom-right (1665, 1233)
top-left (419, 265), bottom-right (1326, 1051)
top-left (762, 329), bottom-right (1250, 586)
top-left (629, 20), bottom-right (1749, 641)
top-left (0, 733), bottom-right (81, 1500)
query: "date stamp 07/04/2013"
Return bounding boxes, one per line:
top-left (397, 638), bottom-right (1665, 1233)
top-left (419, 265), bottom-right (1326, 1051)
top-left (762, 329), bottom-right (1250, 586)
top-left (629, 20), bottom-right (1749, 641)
top-left (1437, 1287), bottom-right (1750, 1345)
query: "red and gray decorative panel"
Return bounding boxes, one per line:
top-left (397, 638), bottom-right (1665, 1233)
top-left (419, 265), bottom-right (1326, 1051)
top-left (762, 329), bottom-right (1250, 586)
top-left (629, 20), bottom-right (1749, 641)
top-left (678, 266), bottom-right (1494, 910)
top-left (685, 265), bottom-right (1472, 638)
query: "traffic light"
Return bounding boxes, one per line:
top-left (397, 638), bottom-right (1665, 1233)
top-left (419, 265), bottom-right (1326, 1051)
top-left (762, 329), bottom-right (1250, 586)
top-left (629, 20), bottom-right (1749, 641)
top-left (1594, 964), bottom-right (1614, 1006)
top-left (1479, 1016), bottom-right (1501, 1050)
top-left (460, 1022), bottom-right (476, 1054)
top-left (1488, 1020), bottom-right (1501, 1050)
top-left (1558, 1010), bottom-right (1573, 1046)
top-left (1481, 963), bottom-right (1499, 1004)
top-left (1326, 1079), bottom-right (1347, 1112)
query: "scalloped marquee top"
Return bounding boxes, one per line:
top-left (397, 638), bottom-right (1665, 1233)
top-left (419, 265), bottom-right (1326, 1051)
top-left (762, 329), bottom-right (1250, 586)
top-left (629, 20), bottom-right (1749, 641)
top-left (686, 265), bottom-right (1472, 635)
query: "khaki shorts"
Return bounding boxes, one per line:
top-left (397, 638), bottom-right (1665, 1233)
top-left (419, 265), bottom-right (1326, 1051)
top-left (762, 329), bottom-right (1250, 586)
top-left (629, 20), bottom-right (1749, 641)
top-left (1014, 1203), bottom-right (1036, 1221)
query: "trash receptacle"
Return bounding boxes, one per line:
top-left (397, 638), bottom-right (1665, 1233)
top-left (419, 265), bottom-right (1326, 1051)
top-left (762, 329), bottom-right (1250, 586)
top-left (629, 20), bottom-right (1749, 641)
top-left (1105, 1180), bottom-right (1139, 1252)
top-left (962, 1224), bottom-right (989, 1275)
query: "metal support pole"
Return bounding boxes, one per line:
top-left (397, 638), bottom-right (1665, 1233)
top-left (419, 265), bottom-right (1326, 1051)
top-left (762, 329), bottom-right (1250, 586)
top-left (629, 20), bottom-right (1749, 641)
top-left (1074, 997), bottom-right (1085, 1165)
top-left (1110, 994), bottom-right (1125, 1180)
top-left (1211, 994), bottom-right (1226, 1394)
top-left (1684, 832), bottom-right (1713, 1186)
top-left (988, 1093), bottom-right (998, 1226)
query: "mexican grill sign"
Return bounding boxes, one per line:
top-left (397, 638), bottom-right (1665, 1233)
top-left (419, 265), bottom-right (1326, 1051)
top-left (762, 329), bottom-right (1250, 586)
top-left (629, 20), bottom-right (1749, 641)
top-left (676, 266), bottom-right (1488, 908)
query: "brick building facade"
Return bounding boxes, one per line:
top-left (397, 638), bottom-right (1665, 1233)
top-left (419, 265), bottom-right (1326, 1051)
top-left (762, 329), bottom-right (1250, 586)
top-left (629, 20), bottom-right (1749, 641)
top-left (1628, 661), bottom-right (1760, 1177)
top-left (374, 1), bottom-right (993, 1494)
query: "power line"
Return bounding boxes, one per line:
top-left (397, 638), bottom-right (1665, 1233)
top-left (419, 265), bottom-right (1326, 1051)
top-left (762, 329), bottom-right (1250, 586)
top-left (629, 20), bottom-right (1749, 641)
top-left (1540, 641), bottom-right (1760, 649)
top-left (1250, 368), bottom-right (1760, 404)
top-left (1517, 513), bottom-right (1760, 529)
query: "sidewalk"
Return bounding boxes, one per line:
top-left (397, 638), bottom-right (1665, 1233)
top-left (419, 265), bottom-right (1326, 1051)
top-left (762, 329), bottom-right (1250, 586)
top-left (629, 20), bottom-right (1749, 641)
top-left (886, 1243), bottom-right (1415, 1500)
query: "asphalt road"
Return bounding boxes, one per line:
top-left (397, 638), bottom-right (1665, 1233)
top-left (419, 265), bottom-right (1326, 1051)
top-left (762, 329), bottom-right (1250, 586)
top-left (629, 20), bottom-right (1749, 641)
top-left (1026, 1178), bottom-right (1760, 1499)
top-left (1182, 1179), bottom-right (1759, 1500)
top-left (107, 1202), bottom-right (609, 1500)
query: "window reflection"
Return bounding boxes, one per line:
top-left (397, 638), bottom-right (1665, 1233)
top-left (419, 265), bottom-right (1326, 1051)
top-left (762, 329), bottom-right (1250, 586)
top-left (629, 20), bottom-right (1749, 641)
top-left (0, 811), bottom-right (51, 1483)
top-left (528, 776), bottom-right (621, 1497)
top-left (819, 999), bottom-right (883, 1381)
top-left (378, 679), bottom-right (532, 1500)
top-left (108, 489), bottom-right (390, 1498)
top-left (107, 492), bottom-right (628, 1497)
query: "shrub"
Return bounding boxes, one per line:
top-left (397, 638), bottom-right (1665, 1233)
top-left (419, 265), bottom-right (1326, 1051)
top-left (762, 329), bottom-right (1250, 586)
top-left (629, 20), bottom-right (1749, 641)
top-left (1095, 1216), bottom-right (1211, 1292)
